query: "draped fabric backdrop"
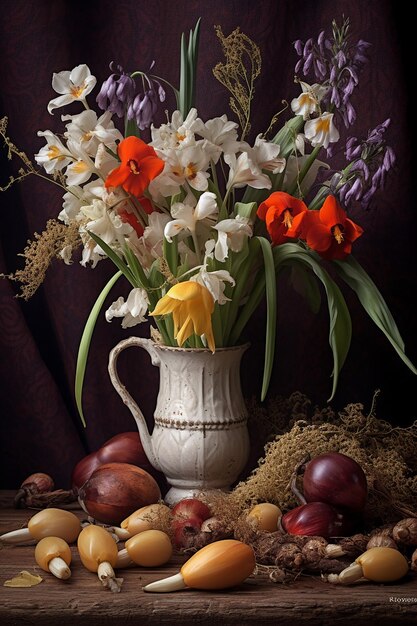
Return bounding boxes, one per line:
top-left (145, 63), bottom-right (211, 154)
top-left (0, 0), bottom-right (415, 489)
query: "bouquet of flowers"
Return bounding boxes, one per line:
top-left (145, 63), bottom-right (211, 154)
top-left (1, 18), bottom-right (415, 424)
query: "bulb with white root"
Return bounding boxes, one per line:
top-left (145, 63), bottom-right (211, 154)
top-left (247, 503), bottom-right (282, 532)
top-left (35, 536), bottom-right (72, 580)
top-left (77, 525), bottom-right (123, 593)
top-left (333, 547), bottom-right (409, 584)
top-left (143, 539), bottom-right (255, 592)
top-left (0, 508), bottom-right (81, 545)
top-left (116, 529), bottom-right (172, 568)
top-left (112, 503), bottom-right (172, 540)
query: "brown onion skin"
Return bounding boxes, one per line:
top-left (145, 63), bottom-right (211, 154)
top-left (303, 452), bottom-right (367, 513)
top-left (78, 462), bottom-right (161, 525)
top-left (71, 432), bottom-right (156, 493)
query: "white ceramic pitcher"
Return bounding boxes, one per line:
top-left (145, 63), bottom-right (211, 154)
top-left (108, 338), bottom-right (250, 504)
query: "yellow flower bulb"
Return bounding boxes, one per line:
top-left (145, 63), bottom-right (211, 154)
top-left (121, 504), bottom-right (171, 536)
top-left (180, 539), bottom-right (255, 590)
top-left (77, 525), bottom-right (118, 573)
top-left (247, 503), bottom-right (281, 532)
top-left (150, 281), bottom-right (215, 352)
top-left (356, 547), bottom-right (409, 583)
top-left (35, 536), bottom-right (72, 579)
top-left (28, 508), bottom-right (81, 543)
top-left (125, 530), bottom-right (172, 567)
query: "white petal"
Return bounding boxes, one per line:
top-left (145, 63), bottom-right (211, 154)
top-left (47, 93), bottom-right (75, 114)
top-left (52, 71), bottom-right (71, 94)
top-left (70, 64), bottom-right (92, 86)
top-left (194, 192), bottom-right (218, 220)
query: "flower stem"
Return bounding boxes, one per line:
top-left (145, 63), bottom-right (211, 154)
top-left (287, 145), bottom-right (321, 196)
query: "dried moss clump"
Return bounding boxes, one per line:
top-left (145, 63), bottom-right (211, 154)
top-left (232, 396), bottom-right (417, 527)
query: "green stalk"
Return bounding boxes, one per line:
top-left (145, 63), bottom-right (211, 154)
top-left (287, 145), bottom-right (321, 196)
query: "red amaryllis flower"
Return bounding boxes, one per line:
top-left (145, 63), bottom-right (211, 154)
top-left (105, 136), bottom-right (164, 197)
top-left (257, 191), bottom-right (308, 245)
top-left (287, 195), bottom-right (363, 260)
top-left (119, 208), bottom-right (144, 237)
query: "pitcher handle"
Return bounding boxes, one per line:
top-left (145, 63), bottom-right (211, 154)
top-left (108, 337), bottom-right (161, 471)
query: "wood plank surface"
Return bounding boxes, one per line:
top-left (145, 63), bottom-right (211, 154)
top-left (1, 492), bottom-right (416, 625)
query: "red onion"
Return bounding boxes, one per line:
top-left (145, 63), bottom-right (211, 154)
top-left (71, 432), bottom-right (154, 492)
top-left (303, 452), bottom-right (367, 513)
top-left (281, 502), bottom-right (351, 538)
top-left (172, 498), bottom-right (211, 522)
top-left (172, 516), bottom-right (204, 549)
top-left (78, 462), bottom-right (161, 525)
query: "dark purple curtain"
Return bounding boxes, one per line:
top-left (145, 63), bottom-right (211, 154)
top-left (0, 0), bottom-right (415, 489)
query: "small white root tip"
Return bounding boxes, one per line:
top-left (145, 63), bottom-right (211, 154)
top-left (49, 557), bottom-right (71, 580)
top-left (112, 527), bottom-right (132, 540)
top-left (338, 563), bottom-right (364, 584)
top-left (0, 528), bottom-right (33, 545)
top-left (143, 572), bottom-right (186, 593)
top-left (115, 549), bottom-right (133, 569)
top-left (97, 561), bottom-right (123, 593)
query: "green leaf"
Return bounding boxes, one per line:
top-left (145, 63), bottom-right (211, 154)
top-left (274, 243), bottom-right (352, 400)
top-left (163, 235), bottom-right (178, 276)
top-left (334, 255), bottom-right (417, 375)
top-left (289, 264), bottom-right (321, 314)
top-left (234, 201), bottom-right (258, 222)
top-left (75, 271), bottom-right (122, 426)
top-left (123, 244), bottom-right (150, 290)
top-left (124, 118), bottom-right (141, 138)
top-left (257, 237), bottom-right (277, 400)
top-left (87, 231), bottom-right (137, 287)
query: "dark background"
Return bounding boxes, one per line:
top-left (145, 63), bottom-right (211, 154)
top-left (0, 0), bottom-right (415, 489)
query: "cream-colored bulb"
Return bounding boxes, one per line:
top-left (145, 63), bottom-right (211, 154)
top-left (247, 503), bottom-right (281, 532)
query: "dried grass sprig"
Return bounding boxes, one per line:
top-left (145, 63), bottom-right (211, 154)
top-left (2, 219), bottom-right (81, 299)
top-left (213, 26), bottom-right (261, 140)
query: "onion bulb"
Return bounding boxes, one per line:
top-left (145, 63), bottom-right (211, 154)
top-left (78, 462), bottom-right (161, 525)
top-left (281, 502), bottom-right (351, 538)
top-left (303, 452), bottom-right (367, 513)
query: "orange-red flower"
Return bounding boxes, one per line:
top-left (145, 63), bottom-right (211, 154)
top-left (257, 191), bottom-right (308, 245)
top-left (287, 195), bottom-right (363, 260)
top-left (105, 136), bottom-right (164, 197)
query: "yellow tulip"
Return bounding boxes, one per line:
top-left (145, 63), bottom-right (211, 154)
top-left (150, 281), bottom-right (215, 352)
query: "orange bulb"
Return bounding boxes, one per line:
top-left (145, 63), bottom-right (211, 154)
top-left (181, 539), bottom-right (255, 590)
top-left (356, 547), bottom-right (409, 582)
top-left (28, 508), bottom-right (81, 543)
top-left (77, 525), bottom-right (118, 573)
top-left (35, 536), bottom-right (72, 572)
top-left (125, 530), bottom-right (172, 567)
top-left (121, 504), bottom-right (171, 536)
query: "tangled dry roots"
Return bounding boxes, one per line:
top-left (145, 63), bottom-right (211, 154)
top-left (228, 392), bottom-right (417, 527)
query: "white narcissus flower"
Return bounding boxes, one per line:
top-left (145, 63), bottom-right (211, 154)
top-left (62, 110), bottom-right (122, 156)
top-left (304, 112), bottom-right (340, 149)
top-left (291, 81), bottom-right (328, 120)
top-left (79, 200), bottom-right (132, 266)
top-left (193, 114), bottom-right (240, 162)
top-left (164, 192), bottom-right (218, 242)
top-left (47, 64), bottom-right (97, 114)
top-left (248, 135), bottom-right (286, 174)
top-left (142, 212), bottom-right (172, 261)
top-left (105, 288), bottom-right (149, 328)
top-left (35, 130), bottom-right (72, 173)
top-left (191, 269), bottom-right (235, 305)
top-left (225, 152), bottom-right (272, 190)
top-left (65, 140), bottom-right (96, 186)
top-left (213, 216), bottom-right (253, 262)
top-left (151, 108), bottom-right (199, 150)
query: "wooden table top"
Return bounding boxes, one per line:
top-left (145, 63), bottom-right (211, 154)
top-left (1, 492), bottom-right (416, 626)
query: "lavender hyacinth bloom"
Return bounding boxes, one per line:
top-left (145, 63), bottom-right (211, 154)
top-left (294, 19), bottom-right (371, 129)
top-left (332, 119), bottom-right (396, 209)
top-left (96, 62), bottom-right (136, 118)
top-left (127, 78), bottom-right (165, 130)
